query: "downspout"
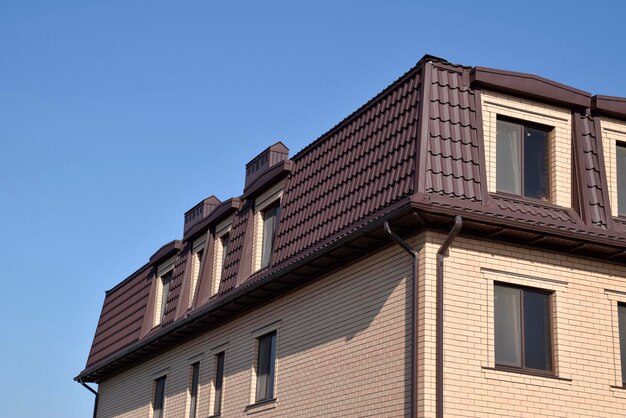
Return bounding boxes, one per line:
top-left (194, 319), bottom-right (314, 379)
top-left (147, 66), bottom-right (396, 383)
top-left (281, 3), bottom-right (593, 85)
top-left (384, 219), bottom-right (424, 418)
top-left (436, 215), bottom-right (463, 418)
top-left (78, 380), bottom-right (99, 418)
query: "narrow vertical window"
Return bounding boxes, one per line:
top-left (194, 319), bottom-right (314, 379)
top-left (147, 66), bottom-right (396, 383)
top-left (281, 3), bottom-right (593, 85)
top-left (153, 376), bottom-right (166, 418)
top-left (211, 233), bottom-right (230, 297)
top-left (189, 362), bottom-right (200, 418)
top-left (261, 204), bottom-right (280, 268)
top-left (213, 352), bottom-right (225, 414)
top-left (496, 118), bottom-right (550, 200)
top-left (155, 257), bottom-right (176, 326)
top-left (159, 270), bottom-right (172, 321)
top-left (619, 303), bottom-right (626, 385)
top-left (220, 234), bottom-right (229, 274)
top-left (617, 142), bottom-right (626, 216)
top-left (190, 236), bottom-right (206, 308)
top-left (255, 332), bottom-right (277, 402)
top-left (494, 283), bottom-right (552, 372)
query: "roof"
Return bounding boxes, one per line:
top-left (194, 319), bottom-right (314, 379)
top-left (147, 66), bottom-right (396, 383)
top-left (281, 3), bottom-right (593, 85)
top-left (78, 55), bottom-right (626, 383)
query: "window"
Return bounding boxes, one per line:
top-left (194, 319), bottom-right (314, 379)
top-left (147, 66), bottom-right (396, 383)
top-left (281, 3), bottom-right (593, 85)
top-left (189, 363), bottom-right (200, 418)
top-left (617, 143), bottom-right (626, 216)
top-left (211, 228), bottom-right (230, 297)
top-left (213, 352), bottom-right (225, 414)
top-left (497, 118), bottom-right (550, 200)
top-left (494, 283), bottom-right (552, 373)
top-left (153, 376), bottom-right (166, 418)
top-left (189, 236), bottom-right (206, 307)
top-left (260, 204), bottom-right (280, 269)
top-left (255, 332), bottom-right (277, 402)
top-left (619, 304), bottom-right (626, 386)
top-left (154, 257), bottom-right (175, 326)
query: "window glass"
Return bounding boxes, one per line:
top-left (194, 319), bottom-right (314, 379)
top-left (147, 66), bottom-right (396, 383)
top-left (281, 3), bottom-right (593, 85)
top-left (496, 118), bottom-right (550, 200)
top-left (617, 143), bottom-right (626, 216)
top-left (159, 271), bottom-right (172, 321)
top-left (256, 332), bottom-right (277, 402)
top-left (523, 290), bottom-right (551, 370)
top-left (214, 352), bottom-right (225, 414)
top-left (494, 283), bottom-right (552, 372)
top-left (523, 127), bottom-right (549, 200)
top-left (153, 376), bottom-right (166, 418)
top-left (189, 363), bottom-right (199, 418)
top-left (494, 285), bottom-right (522, 367)
top-left (261, 205), bottom-right (280, 268)
top-left (619, 304), bottom-right (626, 385)
top-left (496, 119), bottom-right (522, 195)
top-left (221, 234), bottom-right (229, 269)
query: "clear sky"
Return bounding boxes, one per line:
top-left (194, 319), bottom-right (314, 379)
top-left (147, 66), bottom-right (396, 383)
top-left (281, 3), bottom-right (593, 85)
top-left (1, 1), bottom-right (625, 416)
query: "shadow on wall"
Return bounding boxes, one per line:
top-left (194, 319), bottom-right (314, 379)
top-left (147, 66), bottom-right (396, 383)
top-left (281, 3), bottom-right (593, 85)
top-left (97, 243), bottom-right (413, 418)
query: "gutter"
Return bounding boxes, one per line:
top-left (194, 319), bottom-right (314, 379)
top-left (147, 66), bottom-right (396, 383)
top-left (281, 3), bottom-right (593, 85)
top-left (384, 218), bottom-right (424, 418)
top-left (436, 215), bottom-right (462, 418)
top-left (78, 380), bottom-right (98, 418)
top-left (77, 198), bottom-right (414, 383)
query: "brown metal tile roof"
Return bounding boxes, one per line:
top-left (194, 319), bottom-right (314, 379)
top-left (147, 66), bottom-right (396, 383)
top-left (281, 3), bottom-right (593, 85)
top-left (424, 63), bottom-right (483, 202)
top-left (272, 67), bottom-right (421, 264)
top-left (86, 265), bottom-right (152, 367)
top-left (219, 201), bottom-right (253, 293)
top-left (80, 55), bottom-right (626, 380)
top-left (160, 248), bottom-right (189, 325)
top-left (492, 195), bottom-right (577, 225)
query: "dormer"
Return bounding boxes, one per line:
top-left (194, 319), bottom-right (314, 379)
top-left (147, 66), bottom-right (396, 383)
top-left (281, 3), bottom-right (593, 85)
top-left (241, 142), bottom-right (292, 273)
top-left (183, 195), bottom-right (221, 239)
top-left (470, 66), bottom-right (592, 210)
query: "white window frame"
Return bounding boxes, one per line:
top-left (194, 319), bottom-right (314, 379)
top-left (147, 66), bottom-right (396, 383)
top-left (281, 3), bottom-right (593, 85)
top-left (481, 268), bottom-right (570, 386)
top-left (481, 90), bottom-right (572, 207)
top-left (189, 235), bottom-right (207, 308)
top-left (154, 256), bottom-right (176, 326)
top-left (211, 216), bottom-right (233, 297)
top-left (252, 180), bottom-right (284, 272)
top-left (600, 117), bottom-right (626, 218)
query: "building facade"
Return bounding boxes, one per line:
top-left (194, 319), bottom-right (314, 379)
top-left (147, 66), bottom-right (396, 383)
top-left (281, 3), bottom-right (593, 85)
top-left (76, 55), bottom-right (626, 417)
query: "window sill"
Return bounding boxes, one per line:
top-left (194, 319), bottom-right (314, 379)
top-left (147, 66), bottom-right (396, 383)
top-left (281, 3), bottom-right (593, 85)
top-left (610, 385), bottom-right (626, 399)
top-left (245, 398), bottom-right (277, 414)
top-left (493, 191), bottom-right (552, 206)
top-left (207, 414), bottom-right (222, 418)
top-left (482, 366), bottom-right (572, 389)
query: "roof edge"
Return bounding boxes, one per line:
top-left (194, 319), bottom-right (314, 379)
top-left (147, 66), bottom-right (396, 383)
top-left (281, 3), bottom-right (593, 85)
top-left (471, 66), bottom-right (591, 108)
top-left (592, 94), bottom-right (626, 120)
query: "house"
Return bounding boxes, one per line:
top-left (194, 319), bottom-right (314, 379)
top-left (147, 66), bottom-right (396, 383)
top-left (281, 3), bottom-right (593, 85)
top-left (76, 54), bottom-right (626, 417)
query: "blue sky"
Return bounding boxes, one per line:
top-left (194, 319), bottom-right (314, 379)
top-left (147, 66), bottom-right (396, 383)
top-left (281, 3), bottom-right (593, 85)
top-left (1, 1), bottom-right (625, 416)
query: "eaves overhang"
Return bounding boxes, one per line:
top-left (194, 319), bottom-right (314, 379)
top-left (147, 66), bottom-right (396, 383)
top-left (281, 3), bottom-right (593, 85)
top-left (242, 160), bottom-right (293, 200)
top-left (410, 193), bottom-right (626, 262)
top-left (75, 197), bottom-right (416, 383)
top-left (592, 94), bottom-right (626, 120)
top-left (471, 66), bottom-right (592, 109)
top-left (182, 198), bottom-right (243, 241)
top-left (149, 240), bottom-right (182, 266)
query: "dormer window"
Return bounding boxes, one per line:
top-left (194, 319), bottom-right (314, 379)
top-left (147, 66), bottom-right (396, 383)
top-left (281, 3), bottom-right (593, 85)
top-left (618, 142), bottom-right (626, 216)
top-left (261, 203), bottom-right (280, 269)
top-left (496, 117), bottom-right (550, 201)
top-left (252, 180), bottom-right (285, 272)
top-left (189, 235), bottom-right (206, 308)
top-left (212, 216), bottom-right (233, 296)
top-left (481, 91), bottom-right (571, 207)
top-left (154, 257), bottom-right (175, 325)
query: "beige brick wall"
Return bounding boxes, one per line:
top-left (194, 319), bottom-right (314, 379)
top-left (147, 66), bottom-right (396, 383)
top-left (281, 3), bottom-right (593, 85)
top-left (481, 91), bottom-right (572, 207)
top-left (431, 231), bottom-right (626, 417)
top-left (96, 238), bottom-right (417, 418)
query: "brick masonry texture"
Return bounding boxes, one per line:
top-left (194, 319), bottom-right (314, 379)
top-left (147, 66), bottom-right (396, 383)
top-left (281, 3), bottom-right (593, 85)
top-left (430, 231), bottom-right (626, 417)
top-left (96, 243), bottom-right (412, 418)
